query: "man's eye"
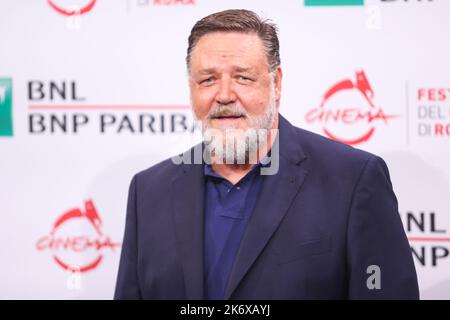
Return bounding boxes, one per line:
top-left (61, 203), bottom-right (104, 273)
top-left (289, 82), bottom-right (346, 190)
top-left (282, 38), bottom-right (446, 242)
top-left (200, 78), bottom-right (214, 85)
top-left (237, 75), bottom-right (252, 82)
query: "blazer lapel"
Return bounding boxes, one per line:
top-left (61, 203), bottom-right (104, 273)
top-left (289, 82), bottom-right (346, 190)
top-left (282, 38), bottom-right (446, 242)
top-left (171, 145), bottom-right (205, 299)
top-left (224, 115), bottom-right (309, 299)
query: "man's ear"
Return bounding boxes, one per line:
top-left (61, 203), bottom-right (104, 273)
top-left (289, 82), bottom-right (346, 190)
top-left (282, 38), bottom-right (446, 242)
top-left (274, 67), bottom-right (283, 102)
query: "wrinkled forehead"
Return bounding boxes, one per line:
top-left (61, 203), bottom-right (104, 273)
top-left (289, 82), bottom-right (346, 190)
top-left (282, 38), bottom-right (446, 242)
top-left (189, 32), bottom-right (269, 73)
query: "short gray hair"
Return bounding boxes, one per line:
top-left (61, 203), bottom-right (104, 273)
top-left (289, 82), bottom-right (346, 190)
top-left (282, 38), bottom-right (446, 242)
top-left (186, 9), bottom-right (280, 72)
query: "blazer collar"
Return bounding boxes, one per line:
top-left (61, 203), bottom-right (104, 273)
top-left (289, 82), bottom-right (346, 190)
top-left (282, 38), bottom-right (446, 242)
top-left (171, 143), bottom-right (205, 299)
top-left (171, 114), bottom-right (308, 299)
top-left (224, 114), bottom-right (309, 299)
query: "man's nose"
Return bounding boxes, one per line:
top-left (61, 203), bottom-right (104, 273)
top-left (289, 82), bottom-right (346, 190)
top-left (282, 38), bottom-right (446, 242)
top-left (216, 77), bottom-right (236, 105)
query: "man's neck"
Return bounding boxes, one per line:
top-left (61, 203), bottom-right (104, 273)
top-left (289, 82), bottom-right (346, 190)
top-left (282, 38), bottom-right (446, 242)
top-left (211, 163), bottom-right (255, 185)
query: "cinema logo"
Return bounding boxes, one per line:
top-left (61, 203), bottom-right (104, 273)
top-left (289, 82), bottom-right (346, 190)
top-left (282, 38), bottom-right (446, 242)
top-left (27, 80), bottom-right (196, 135)
top-left (48, 0), bottom-right (96, 16)
top-left (36, 199), bottom-right (120, 273)
top-left (48, 0), bottom-right (96, 29)
top-left (305, 70), bottom-right (398, 145)
top-left (402, 211), bottom-right (450, 267)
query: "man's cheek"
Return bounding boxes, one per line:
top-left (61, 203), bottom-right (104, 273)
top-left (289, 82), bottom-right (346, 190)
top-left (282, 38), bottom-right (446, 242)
top-left (193, 105), bottom-right (209, 121)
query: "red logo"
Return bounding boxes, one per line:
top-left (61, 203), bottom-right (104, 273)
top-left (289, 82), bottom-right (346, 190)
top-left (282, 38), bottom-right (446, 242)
top-left (36, 199), bottom-right (120, 273)
top-left (305, 70), bottom-right (398, 145)
top-left (48, 0), bottom-right (96, 16)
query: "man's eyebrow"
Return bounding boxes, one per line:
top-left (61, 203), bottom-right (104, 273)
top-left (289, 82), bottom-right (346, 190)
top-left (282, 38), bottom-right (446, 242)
top-left (195, 66), bottom-right (257, 75)
top-left (196, 68), bottom-right (216, 75)
top-left (233, 66), bottom-right (255, 73)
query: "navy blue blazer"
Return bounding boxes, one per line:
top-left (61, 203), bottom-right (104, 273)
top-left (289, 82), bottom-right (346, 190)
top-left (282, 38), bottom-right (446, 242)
top-left (114, 115), bottom-right (419, 299)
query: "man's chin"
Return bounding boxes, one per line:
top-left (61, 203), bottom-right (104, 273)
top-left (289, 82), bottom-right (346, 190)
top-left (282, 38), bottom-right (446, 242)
top-left (204, 126), bottom-right (248, 135)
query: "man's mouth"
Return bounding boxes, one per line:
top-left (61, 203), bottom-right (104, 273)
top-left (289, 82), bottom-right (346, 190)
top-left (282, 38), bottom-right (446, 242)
top-left (210, 111), bottom-right (247, 120)
top-left (213, 115), bottom-right (244, 119)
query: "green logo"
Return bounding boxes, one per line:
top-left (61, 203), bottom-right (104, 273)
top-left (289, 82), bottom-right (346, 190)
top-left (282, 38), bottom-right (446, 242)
top-left (0, 78), bottom-right (13, 137)
top-left (305, 0), bottom-right (364, 6)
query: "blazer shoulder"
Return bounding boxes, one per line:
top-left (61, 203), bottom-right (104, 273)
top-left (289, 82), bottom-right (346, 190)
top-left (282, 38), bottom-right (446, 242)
top-left (132, 155), bottom-right (181, 190)
top-left (289, 126), bottom-right (385, 180)
top-left (294, 126), bottom-right (377, 165)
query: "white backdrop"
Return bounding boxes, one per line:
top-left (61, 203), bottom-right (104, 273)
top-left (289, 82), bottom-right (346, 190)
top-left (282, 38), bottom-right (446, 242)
top-left (0, 0), bottom-right (449, 299)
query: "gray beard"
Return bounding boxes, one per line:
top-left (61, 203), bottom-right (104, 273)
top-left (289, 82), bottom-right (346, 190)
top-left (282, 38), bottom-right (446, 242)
top-left (195, 91), bottom-right (277, 165)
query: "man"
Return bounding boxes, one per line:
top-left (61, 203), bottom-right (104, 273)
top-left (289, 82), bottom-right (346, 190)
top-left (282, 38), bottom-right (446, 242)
top-left (114, 9), bottom-right (419, 299)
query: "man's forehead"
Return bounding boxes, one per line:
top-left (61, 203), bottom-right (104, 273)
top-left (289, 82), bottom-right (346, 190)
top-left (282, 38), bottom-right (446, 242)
top-left (189, 32), bottom-right (269, 74)
top-left (196, 31), bottom-right (261, 46)
top-left (192, 32), bottom-right (265, 57)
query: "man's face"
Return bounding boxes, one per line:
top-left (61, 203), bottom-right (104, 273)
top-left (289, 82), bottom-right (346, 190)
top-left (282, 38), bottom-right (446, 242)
top-left (189, 32), bottom-right (282, 133)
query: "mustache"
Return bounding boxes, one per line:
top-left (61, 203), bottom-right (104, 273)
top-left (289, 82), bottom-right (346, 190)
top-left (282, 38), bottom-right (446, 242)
top-left (207, 104), bottom-right (248, 120)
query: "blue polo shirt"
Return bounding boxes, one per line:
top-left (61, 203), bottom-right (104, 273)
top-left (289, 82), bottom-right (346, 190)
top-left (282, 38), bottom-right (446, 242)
top-left (203, 163), bottom-right (264, 300)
